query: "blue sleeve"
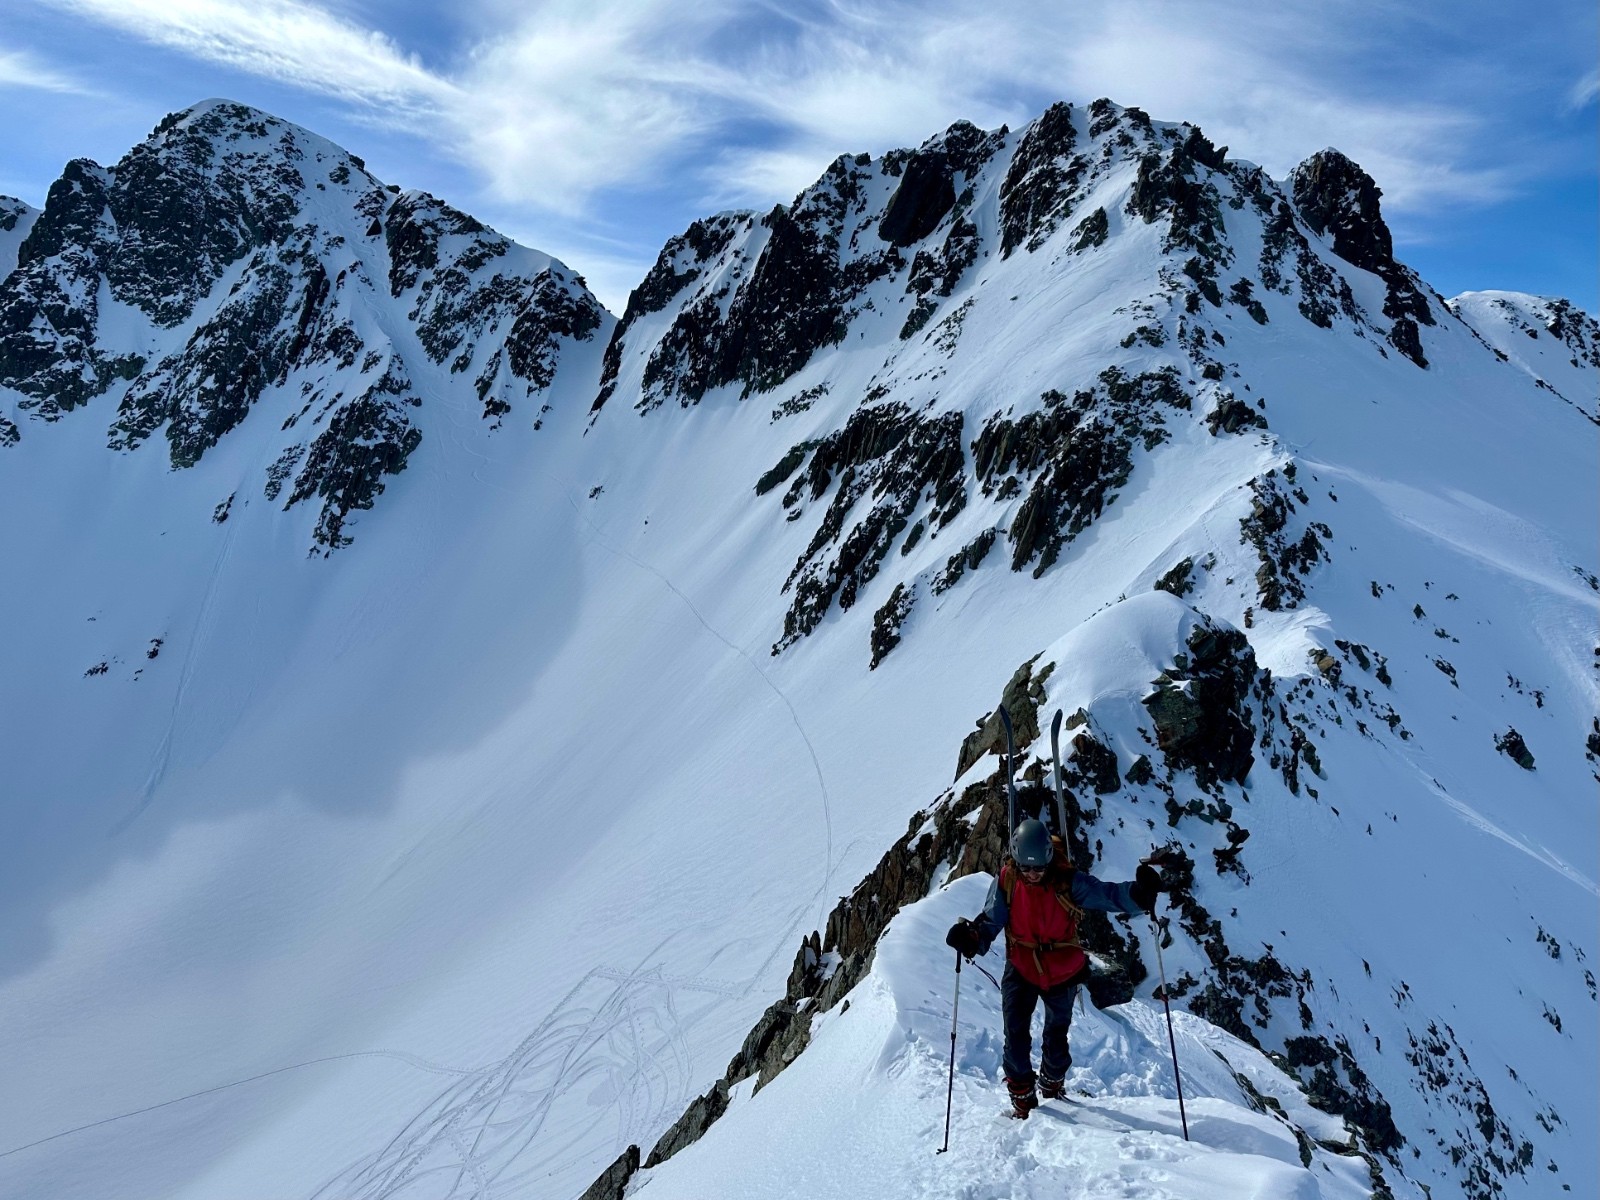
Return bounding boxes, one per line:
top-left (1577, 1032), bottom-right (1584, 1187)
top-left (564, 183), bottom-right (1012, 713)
top-left (971, 874), bottom-right (1008, 955)
top-left (1071, 870), bottom-right (1144, 916)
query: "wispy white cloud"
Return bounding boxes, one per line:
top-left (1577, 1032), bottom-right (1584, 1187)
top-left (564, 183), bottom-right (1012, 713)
top-left (42, 0), bottom-right (458, 112)
top-left (1041, 1), bottom-right (1518, 210)
top-left (450, 1), bottom-right (744, 214)
top-left (24, 0), bottom-right (1586, 231)
top-left (1568, 69), bottom-right (1599, 112)
top-left (682, 0), bottom-right (1521, 213)
top-left (0, 45), bottom-right (92, 94)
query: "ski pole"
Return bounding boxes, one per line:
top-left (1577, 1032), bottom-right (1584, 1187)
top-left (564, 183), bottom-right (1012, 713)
top-left (938, 948), bottom-right (962, 1154)
top-left (1151, 913), bottom-right (1190, 1141)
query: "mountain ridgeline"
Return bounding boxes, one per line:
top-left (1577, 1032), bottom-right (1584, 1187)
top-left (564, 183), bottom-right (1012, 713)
top-left (1, 98), bottom-right (1595, 1200)
top-left (0, 100), bottom-right (606, 548)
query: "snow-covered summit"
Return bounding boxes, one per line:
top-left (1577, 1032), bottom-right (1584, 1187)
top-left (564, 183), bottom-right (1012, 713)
top-left (567, 97), bottom-right (1596, 1200)
top-left (0, 99), bottom-right (609, 548)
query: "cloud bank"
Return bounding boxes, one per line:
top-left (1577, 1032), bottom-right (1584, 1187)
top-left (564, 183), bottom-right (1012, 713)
top-left (36, 0), bottom-right (1579, 216)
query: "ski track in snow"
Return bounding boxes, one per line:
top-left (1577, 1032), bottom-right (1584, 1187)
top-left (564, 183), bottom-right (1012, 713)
top-left (298, 488), bottom-right (855, 1200)
top-left (561, 481), bottom-right (841, 929)
top-left (311, 952), bottom-right (704, 1199)
top-left (113, 508), bottom-right (241, 834)
top-left (1405, 759), bottom-right (1599, 896)
top-left (0, 1048), bottom-right (486, 1161)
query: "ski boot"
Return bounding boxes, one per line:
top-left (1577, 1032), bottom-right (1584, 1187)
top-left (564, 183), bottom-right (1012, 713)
top-left (1006, 1076), bottom-right (1039, 1120)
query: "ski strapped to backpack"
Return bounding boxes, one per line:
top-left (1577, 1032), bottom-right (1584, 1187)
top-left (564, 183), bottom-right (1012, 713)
top-left (1048, 708), bottom-right (1071, 841)
top-left (998, 704), bottom-right (1020, 836)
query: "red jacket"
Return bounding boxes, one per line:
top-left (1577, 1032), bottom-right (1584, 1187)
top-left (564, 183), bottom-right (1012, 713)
top-left (999, 863), bottom-right (1087, 989)
top-left (974, 858), bottom-right (1145, 990)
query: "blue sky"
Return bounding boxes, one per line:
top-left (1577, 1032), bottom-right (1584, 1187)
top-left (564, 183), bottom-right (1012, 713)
top-left (3, 0), bottom-right (1594, 314)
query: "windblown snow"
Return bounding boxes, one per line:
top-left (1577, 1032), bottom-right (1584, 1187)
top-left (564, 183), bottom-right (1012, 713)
top-left (0, 97), bottom-right (1593, 1200)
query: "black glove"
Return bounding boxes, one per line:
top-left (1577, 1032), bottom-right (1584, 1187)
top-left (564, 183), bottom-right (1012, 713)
top-left (1130, 863), bottom-right (1165, 912)
top-left (945, 919), bottom-right (981, 958)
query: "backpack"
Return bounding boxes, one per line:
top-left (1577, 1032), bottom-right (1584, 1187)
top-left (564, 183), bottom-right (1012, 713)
top-left (1000, 834), bottom-right (1083, 918)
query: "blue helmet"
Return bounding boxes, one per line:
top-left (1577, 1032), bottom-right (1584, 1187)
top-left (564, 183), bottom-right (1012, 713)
top-left (1011, 818), bottom-right (1053, 869)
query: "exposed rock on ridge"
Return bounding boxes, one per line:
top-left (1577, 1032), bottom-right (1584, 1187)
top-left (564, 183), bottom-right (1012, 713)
top-left (1289, 149), bottom-right (1435, 366)
top-left (594, 98), bottom-right (1476, 669)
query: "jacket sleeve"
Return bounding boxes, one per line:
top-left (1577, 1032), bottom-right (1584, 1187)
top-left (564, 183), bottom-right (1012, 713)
top-left (1070, 869), bottom-right (1145, 916)
top-left (971, 873), bottom-right (1008, 955)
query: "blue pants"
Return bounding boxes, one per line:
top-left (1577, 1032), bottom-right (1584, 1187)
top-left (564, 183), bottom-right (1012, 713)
top-left (1001, 960), bottom-right (1078, 1086)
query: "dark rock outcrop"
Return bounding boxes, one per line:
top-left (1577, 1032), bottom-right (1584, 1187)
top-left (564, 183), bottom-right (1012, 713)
top-left (1127, 130), bottom-right (1228, 258)
top-left (578, 1143), bottom-right (639, 1200)
top-left (774, 403), bottom-right (966, 650)
top-left (284, 370), bottom-right (423, 551)
top-left (1154, 557), bottom-right (1195, 597)
top-left (878, 150), bottom-right (956, 246)
top-left (1240, 468), bottom-right (1330, 611)
top-left (645, 1082), bottom-right (729, 1168)
top-left (1206, 395), bottom-right (1268, 436)
top-left (955, 655), bottom-right (1055, 778)
top-left (1494, 728), bottom-right (1535, 770)
top-left (974, 369), bottom-right (1190, 577)
top-left (999, 101), bottom-right (1084, 255)
top-left (869, 581), bottom-right (915, 669)
top-left (1289, 149), bottom-right (1434, 366)
top-left (0, 160), bottom-right (130, 415)
top-left (1142, 623), bottom-right (1258, 787)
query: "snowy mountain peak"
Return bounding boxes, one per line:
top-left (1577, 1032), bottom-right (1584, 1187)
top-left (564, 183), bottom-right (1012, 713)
top-left (1288, 147), bottom-right (1394, 271)
top-left (565, 96), bottom-right (1595, 1200)
top-left (1288, 146), bottom-right (1436, 363)
top-left (0, 99), bottom-right (609, 550)
top-left (595, 96), bottom-right (1453, 438)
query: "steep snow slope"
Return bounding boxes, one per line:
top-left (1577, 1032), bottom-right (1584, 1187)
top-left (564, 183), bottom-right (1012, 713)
top-left (1448, 290), bottom-right (1600, 422)
top-left (0, 98), bottom-right (1594, 1200)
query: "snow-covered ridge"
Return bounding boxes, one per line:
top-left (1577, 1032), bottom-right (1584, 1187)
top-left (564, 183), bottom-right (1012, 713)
top-left (587, 98), bottom-right (1595, 672)
top-left (583, 585), bottom-right (1598, 1199)
top-left (1448, 290), bottom-right (1600, 422)
top-left (0, 95), bottom-right (1593, 1200)
top-left (0, 98), bottom-right (609, 549)
top-left (635, 874), bottom-right (1382, 1200)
